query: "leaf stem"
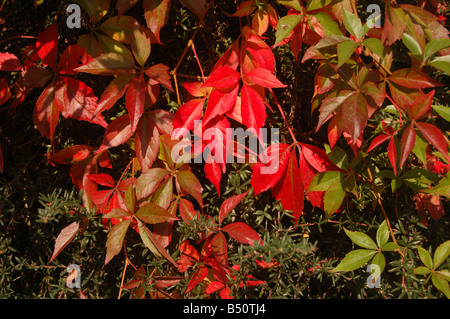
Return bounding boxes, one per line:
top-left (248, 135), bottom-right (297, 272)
top-left (269, 88), bottom-right (298, 144)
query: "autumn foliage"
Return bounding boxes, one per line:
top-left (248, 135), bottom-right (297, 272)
top-left (1, 0), bottom-right (450, 299)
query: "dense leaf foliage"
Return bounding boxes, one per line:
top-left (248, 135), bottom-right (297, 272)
top-left (0, 0), bottom-right (449, 299)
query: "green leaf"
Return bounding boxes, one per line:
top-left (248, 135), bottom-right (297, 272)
top-left (124, 184), bottom-right (136, 214)
top-left (417, 246), bottom-right (433, 269)
top-left (413, 266), bottom-right (431, 275)
top-left (412, 131), bottom-right (428, 166)
top-left (306, 0), bottom-right (332, 11)
top-left (363, 38), bottom-right (384, 58)
top-left (337, 40), bottom-right (358, 67)
top-left (323, 179), bottom-right (346, 216)
top-left (381, 242), bottom-right (400, 252)
top-left (332, 249), bottom-right (377, 272)
top-left (421, 172), bottom-right (450, 198)
top-left (324, 144), bottom-right (348, 170)
top-left (371, 252), bottom-right (386, 274)
top-left (376, 220), bottom-right (390, 248)
top-left (433, 240), bottom-right (450, 269)
top-left (105, 219), bottom-right (131, 265)
top-left (102, 208), bottom-right (131, 219)
top-left (401, 33), bottom-right (423, 58)
top-left (135, 202), bottom-right (179, 224)
top-left (307, 171), bottom-right (346, 192)
top-left (431, 274), bottom-right (450, 298)
top-left (136, 218), bottom-right (160, 257)
top-left (424, 38), bottom-right (450, 61)
top-left (342, 8), bottom-right (363, 39)
top-left (435, 270), bottom-right (450, 281)
top-left (312, 12), bottom-right (342, 36)
top-left (431, 104), bottom-right (450, 122)
top-left (344, 228), bottom-right (378, 250)
top-left (428, 55), bottom-right (450, 75)
top-left (274, 14), bottom-right (302, 47)
top-left (277, 0), bottom-right (302, 12)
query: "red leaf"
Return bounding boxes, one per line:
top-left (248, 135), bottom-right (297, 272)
top-left (341, 93), bottom-right (368, 144)
top-left (243, 68), bottom-right (287, 88)
top-left (186, 265), bottom-right (208, 293)
top-left (87, 173), bottom-right (115, 188)
top-left (211, 232), bottom-right (228, 267)
top-left (415, 193), bottom-right (445, 221)
top-left (75, 52), bottom-right (136, 75)
top-left (206, 281), bottom-right (226, 294)
top-left (95, 74), bottom-right (134, 117)
top-left (178, 0), bottom-right (206, 20)
top-left (388, 137), bottom-right (398, 176)
top-left (202, 66), bottom-right (240, 90)
top-left (96, 114), bottom-right (133, 154)
top-left (50, 221), bottom-right (80, 262)
top-left (0, 78), bottom-right (11, 106)
top-left (203, 86), bottom-right (239, 126)
top-left (251, 143), bottom-right (291, 195)
top-left (145, 63), bottom-right (173, 91)
top-left (241, 83), bottom-right (266, 129)
top-left (179, 198), bottom-right (201, 224)
top-left (36, 23), bottom-right (58, 70)
top-left (135, 167), bottom-right (170, 199)
top-left (57, 45), bottom-right (91, 75)
top-left (367, 134), bottom-right (392, 152)
top-left (143, 0), bottom-right (171, 44)
top-left (33, 79), bottom-right (60, 141)
top-left (0, 53), bottom-right (22, 71)
top-left (57, 77), bottom-right (107, 127)
top-left (49, 145), bottom-right (95, 165)
top-left (388, 68), bottom-right (442, 89)
top-left (415, 122), bottom-right (450, 163)
top-left (399, 124), bottom-right (416, 168)
top-left (405, 90), bottom-right (434, 121)
top-left (271, 150), bottom-right (304, 221)
top-left (183, 81), bottom-right (210, 98)
top-left (219, 189), bottom-right (250, 225)
top-left (125, 74), bottom-right (146, 132)
top-left (173, 98), bottom-right (204, 131)
top-left (222, 222), bottom-right (262, 246)
top-left (204, 160), bottom-right (222, 197)
top-left (135, 114), bottom-right (160, 172)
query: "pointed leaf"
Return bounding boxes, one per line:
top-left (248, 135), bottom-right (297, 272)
top-left (143, 0), bottom-right (171, 44)
top-left (0, 53), bottom-right (22, 71)
top-left (125, 74), bottom-right (146, 132)
top-left (432, 105), bottom-right (450, 122)
top-left (415, 122), bottom-right (450, 163)
top-left (417, 246), bottom-right (433, 269)
top-left (202, 66), bottom-right (240, 90)
top-left (34, 79), bottom-right (60, 142)
top-left (105, 219), bottom-right (131, 264)
top-left (332, 249), bottom-right (377, 272)
top-left (388, 68), bottom-right (442, 89)
top-left (243, 68), bottom-right (287, 88)
top-left (178, 0), bottom-right (206, 20)
top-left (130, 21), bottom-right (152, 67)
top-left (376, 220), bottom-right (390, 249)
top-left (211, 232), bottom-right (228, 266)
top-left (274, 14), bottom-right (302, 47)
top-left (241, 83), bottom-right (266, 129)
top-left (219, 190), bottom-right (250, 225)
top-left (222, 222), bottom-right (262, 246)
top-left (96, 114), bottom-right (133, 154)
top-left (75, 52), bottom-right (136, 75)
top-left (341, 92), bottom-right (368, 144)
top-left (95, 74), bottom-right (134, 117)
top-left (434, 240), bottom-right (450, 269)
top-left (135, 114), bottom-right (160, 172)
top-left (399, 124), bottom-right (416, 168)
top-left (337, 40), bottom-right (357, 67)
top-left (50, 222), bottom-right (79, 262)
top-left (344, 228), bottom-right (378, 250)
top-left (432, 274), bottom-right (450, 298)
top-left (186, 265), bottom-right (208, 293)
top-left (136, 202), bottom-right (179, 224)
top-left (176, 170), bottom-right (203, 207)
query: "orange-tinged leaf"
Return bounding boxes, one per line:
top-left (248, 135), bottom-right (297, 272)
top-left (405, 90), bottom-right (434, 121)
top-left (341, 92), bottom-right (368, 144)
top-left (87, 173), bottom-right (115, 188)
top-left (125, 74), bottom-right (146, 132)
top-left (143, 0), bottom-right (171, 44)
top-left (179, 198), bottom-right (200, 224)
top-left (116, 0), bottom-right (139, 16)
top-left (176, 170), bottom-right (203, 207)
top-left (135, 202), bottom-right (179, 224)
top-left (96, 114), bottom-right (133, 154)
top-left (145, 63), bottom-right (173, 91)
top-left (179, 0), bottom-right (206, 20)
top-left (232, 1), bottom-right (255, 17)
top-left (243, 68), bottom-right (287, 88)
top-left (130, 21), bottom-right (152, 67)
top-left (75, 52), bottom-right (136, 75)
top-left (173, 98), bottom-right (204, 131)
top-left (50, 221), bottom-right (79, 262)
top-left (211, 232), bottom-right (228, 266)
top-left (135, 167), bottom-right (170, 199)
top-left (97, 16), bottom-right (136, 44)
top-left (33, 79), bottom-right (60, 142)
top-left (222, 222), bottom-right (262, 246)
top-left (135, 114), bottom-right (160, 172)
top-left (95, 73), bottom-right (134, 117)
top-left (50, 145), bottom-right (95, 165)
top-left (105, 219), bottom-right (131, 265)
top-left (388, 68), bottom-right (442, 89)
top-left (388, 136), bottom-right (399, 176)
top-left (35, 23), bottom-right (58, 70)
